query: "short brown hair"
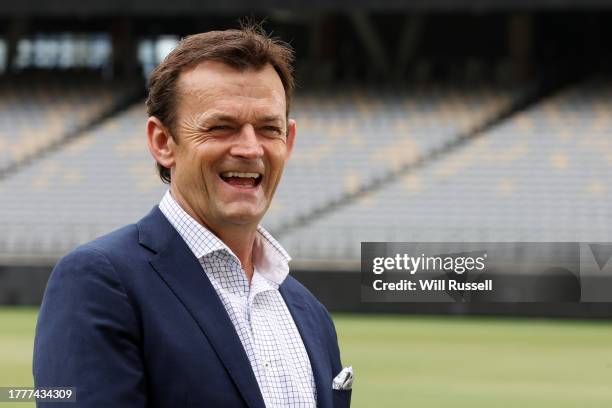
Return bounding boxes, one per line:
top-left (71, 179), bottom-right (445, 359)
top-left (145, 24), bottom-right (295, 183)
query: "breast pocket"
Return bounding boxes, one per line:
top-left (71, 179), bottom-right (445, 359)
top-left (332, 389), bottom-right (352, 407)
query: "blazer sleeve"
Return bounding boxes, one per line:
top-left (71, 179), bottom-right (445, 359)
top-left (33, 246), bottom-right (146, 407)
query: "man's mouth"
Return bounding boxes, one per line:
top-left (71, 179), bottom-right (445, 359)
top-left (219, 171), bottom-right (263, 188)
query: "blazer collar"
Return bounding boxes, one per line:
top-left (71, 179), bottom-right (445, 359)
top-left (137, 206), bottom-right (266, 408)
top-left (139, 205), bottom-right (193, 253)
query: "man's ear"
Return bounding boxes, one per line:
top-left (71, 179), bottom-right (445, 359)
top-left (285, 118), bottom-right (297, 161)
top-left (146, 116), bottom-right (176, 170)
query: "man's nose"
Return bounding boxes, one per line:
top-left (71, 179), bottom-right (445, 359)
top-left (230, 124), bottom-right (264, 159)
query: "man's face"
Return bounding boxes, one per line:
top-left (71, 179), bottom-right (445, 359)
top-left (168, 61), bottom-right (295, 231)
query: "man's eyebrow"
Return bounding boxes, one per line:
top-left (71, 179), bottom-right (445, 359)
top-left (258, 115), bottom-right (284, 123)
top-left (199, 113), bottom-right (237, 123)
top-left (194, 113), bottom-right (285, 126)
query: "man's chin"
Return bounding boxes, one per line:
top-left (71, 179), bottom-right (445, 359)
top-left (218, 205), bottom-right (265, 226)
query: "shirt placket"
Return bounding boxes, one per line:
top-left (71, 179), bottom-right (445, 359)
top-left (202, 253), bottom-right (267, 385)
top-left (249, 273), bottom-right (285, 407)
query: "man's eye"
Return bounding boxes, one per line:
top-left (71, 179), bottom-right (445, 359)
top-left (261, 126), bottom-right (283, 136)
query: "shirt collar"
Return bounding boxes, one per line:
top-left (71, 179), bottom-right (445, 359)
top-left (158, 190), bottom-right (291, 285)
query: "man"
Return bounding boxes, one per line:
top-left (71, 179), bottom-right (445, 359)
top-left (33, 25), bottom-right (351, 407)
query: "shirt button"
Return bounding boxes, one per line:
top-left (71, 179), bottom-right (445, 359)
top-left (264, 361), bottom-right (271, 369)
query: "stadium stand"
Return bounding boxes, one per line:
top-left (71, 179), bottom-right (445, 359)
top-left (0, 73), bottom-right (140, 175)
top-left (266, 84), bottom-right (517, 230)
top-left (0, 102), bottom-right (160, 263)
top-left (278, 78), bottom-right (612, 263)
top-left (0, 83), bottom-right (520, 263)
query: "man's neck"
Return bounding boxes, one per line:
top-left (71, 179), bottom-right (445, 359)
top-left (170, 188), bottom-right (258, 281)
top-left (216, 229), bottom-right (257, 280)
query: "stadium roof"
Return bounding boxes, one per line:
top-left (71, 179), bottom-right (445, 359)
top-left (3, 0), bottom-right (612, 17)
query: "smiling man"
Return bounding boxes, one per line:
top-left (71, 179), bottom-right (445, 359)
top-left (33, 26), bottom-right (351, 407)
top-left (149, 59), bottom-right (292, 280)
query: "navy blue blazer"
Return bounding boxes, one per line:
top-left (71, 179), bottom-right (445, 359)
top-left (33, 206), bottom-right (351, 407)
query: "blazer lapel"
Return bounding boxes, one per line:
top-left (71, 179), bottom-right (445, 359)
top-left (281, 287), bottom-right (333, 408)
top-left (138, 207), bottom-right (266, 408)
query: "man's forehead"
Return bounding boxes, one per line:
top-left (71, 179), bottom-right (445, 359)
top-left (183, 83), bottom-right (284, 107)
top-left (178, 61), bottom-right (285, 106)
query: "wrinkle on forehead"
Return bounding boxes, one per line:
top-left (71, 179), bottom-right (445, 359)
top-left (175, 63), bottom-right (288, 132)
top-left (181, 91), bottom-right (286, 127)
top-left (182, 100), bottom-right (286, 127)
top-left (179, 63), bottom-right (286, 108)
top-left (185, 81), bottom-right (285, 105)
top-left (179, 87), bottom-right (286, 127)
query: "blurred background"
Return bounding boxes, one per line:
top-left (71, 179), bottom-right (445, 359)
top-left (0, 1), bottom-right (612, 407)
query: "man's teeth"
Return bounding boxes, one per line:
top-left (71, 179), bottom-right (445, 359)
top-left (221, 172), bottom-right (261, 179)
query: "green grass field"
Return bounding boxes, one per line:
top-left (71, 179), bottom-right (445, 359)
top-left (1, 308), bottom-right (611, 407)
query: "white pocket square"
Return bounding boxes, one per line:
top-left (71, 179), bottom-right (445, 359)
top-left (332, 366), bottom-right (354, 390)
